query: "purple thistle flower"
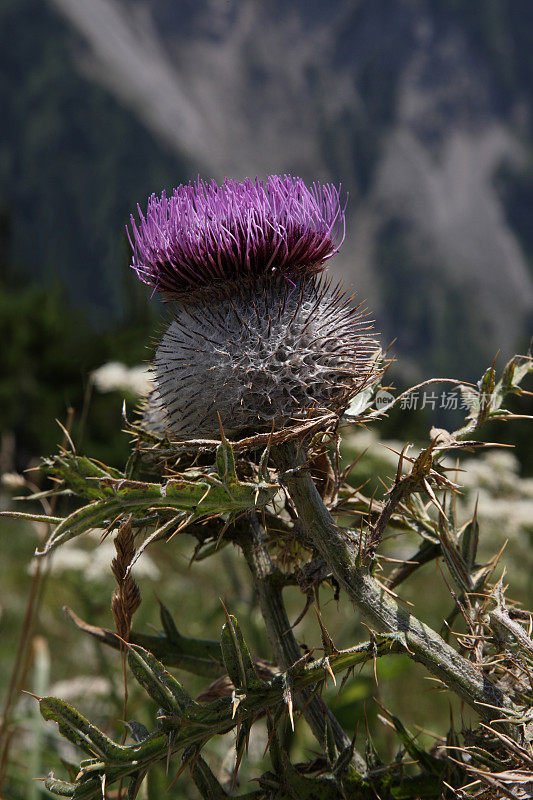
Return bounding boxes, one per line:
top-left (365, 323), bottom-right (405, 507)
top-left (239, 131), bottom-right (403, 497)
top-left (128, 175), bottom-right (345, 299)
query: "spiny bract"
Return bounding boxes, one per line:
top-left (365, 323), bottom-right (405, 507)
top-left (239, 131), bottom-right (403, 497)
top-left (149, 276), bottom-right (375, 438)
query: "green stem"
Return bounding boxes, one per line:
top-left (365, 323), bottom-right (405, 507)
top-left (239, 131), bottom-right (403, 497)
top-left (273, 442), bottom-right (510, 724)
top-left (239, 514), bottom-right (366, 772)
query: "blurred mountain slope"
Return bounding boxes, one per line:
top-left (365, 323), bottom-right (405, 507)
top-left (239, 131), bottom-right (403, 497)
top-left (3, 0), bottom-right (533, 376)
top-left (0, 0), bottom-right (186, 323)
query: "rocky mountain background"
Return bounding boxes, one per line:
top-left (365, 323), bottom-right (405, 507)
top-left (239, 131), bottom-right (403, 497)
top-left (2, 0), bottom-right (533, 380)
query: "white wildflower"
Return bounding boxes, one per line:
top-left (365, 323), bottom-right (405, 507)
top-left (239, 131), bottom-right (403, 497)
top-left (28, 535), bottom-right (160, 581)
top-left (49, 676), bottom-right (111, 701)
top-left (91, 362), bottom-right (151, 397)
top-left (1, 472), bottom-right (26, 491)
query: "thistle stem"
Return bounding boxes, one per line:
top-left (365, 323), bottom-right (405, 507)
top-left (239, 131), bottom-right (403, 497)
top-left (273, 442), bottom-right (511, 725)
top-left (238, 514), bottom-right (367, 772)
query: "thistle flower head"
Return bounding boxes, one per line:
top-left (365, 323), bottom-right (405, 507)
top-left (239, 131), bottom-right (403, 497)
top-left (129, 175), bottom-right (344, 299)
top-left (148, 275), bottom-right (376, 439)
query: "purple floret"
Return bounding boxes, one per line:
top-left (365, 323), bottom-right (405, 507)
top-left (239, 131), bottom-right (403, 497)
top-left (128, 175), bottom-right (345, 298)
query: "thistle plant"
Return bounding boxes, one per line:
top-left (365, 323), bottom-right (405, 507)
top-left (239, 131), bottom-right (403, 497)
top-left (4, 175), bottom-right (533, 799)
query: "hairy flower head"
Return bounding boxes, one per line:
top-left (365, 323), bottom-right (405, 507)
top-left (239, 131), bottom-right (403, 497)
top-left (129, 175), bottom-right (344, 300)
top-left (147, 275), bottom-right (376, 439)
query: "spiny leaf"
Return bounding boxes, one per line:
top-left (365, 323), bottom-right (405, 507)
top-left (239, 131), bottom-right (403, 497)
top-left (40, 697), bottom-right (166, 763)
top-left (461, 500), bottom-right (479, 573)
top-left (315, 606), bottom-right (339, 657)
top-left (501, 356), bottom-right (517, 390)
top-left (42, 636), bottom-right (408, 798)
top-left (233, 719), bottom-right (252, 786)
top-left (438, 513), bottom-right (473, 593)
top-left (36, 474), bottom-right (278, 555)
top-left (41, 453), bottom-right (123, 499)
top-left (332, 727), bottom-right (361, 780)
top-left (216, 435), bottom-right (237, 486)
top-left (265, 710), bottom-right (286, 776)
top-left (44, 775), bottom-right (77, 797)
top-left (125, 721), bottom-right (150, 743)
top-left (127, 645), bottom-right (196, 713)
top-left (158, 601), bottom-right (181, 643)
top-left (364, 732), bottom-right (382, 771)
top-left (65, 605), bottom-right (224, 677)
top-left (127, 767), bottom-right (148, 800)
top-left (186, 748), bottom-right (229, 799)
top-left (220, 613), bottom-right (265, 693)
top-left (389, 716), bottom-right (444, 776)
top-left (324, 716), bottom-right (337, 767)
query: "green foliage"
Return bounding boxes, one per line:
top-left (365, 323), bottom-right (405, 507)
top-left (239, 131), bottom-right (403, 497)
top-left (37, 631), bottom-right (406, 799)
top-left (2, 351), bottom-right (532, 799)
top-left (35, 450), bottom-right (278, 555)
